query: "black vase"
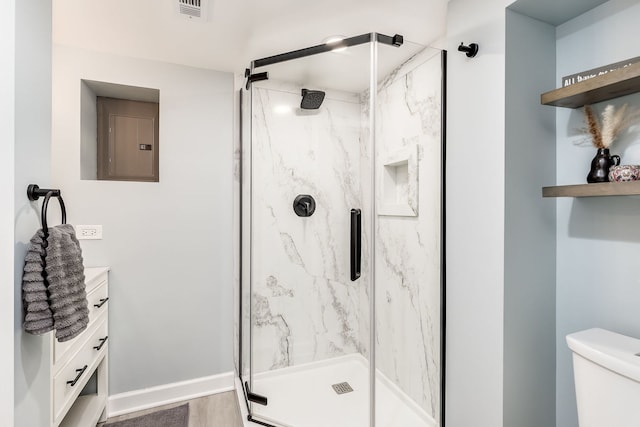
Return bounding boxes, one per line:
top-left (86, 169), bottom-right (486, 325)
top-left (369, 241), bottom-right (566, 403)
top-left (587, 148), bottom-right (620, 183)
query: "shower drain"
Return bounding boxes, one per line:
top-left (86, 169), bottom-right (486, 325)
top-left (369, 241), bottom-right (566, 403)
top-left (332, 382), bottom-right (354, 394)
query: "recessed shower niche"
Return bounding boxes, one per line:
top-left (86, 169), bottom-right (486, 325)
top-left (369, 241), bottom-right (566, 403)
top-left (379, 144), bottom-right (419, 217)
top-left (238, 33), bottom-right (444, 427)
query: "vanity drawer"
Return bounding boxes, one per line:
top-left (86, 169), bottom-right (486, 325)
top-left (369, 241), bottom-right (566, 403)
top-left (52, 319), bottom-right (108, 423)
top-left (53, 282), bottom-right (108, 365)
top-left (84, 269), bottom-right (108, 294)
top-left (86, 282), bottom-right (109, 325)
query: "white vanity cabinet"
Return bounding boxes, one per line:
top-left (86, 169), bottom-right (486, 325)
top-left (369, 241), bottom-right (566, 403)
top-left (51, 267), bottom-right (110, 427)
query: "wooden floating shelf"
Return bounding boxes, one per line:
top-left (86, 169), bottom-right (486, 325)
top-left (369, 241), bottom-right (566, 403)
top-left (543, 181), bottom-right (640, 197)
top-left (541, 62), bottom-right (640, 108)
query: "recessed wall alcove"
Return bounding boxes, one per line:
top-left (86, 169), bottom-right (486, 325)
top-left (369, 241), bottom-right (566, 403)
top-left (80, 80), bottom-right (159, 181)
top-left (504, 1), bottom-right (634, 426)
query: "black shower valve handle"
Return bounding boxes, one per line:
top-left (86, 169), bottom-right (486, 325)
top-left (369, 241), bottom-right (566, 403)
top-left (293, 194), bottom-right (316, 217)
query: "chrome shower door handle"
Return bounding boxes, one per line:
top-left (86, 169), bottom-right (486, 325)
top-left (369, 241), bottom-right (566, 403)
top-left (350, 209), bottom-right (361, 281)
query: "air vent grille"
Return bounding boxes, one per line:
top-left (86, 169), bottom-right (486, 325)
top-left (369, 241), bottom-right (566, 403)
top-left (178, 0), bottom-right (202, 18)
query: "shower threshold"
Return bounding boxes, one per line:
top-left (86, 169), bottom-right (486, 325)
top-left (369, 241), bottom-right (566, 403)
top-left (240, 354), bottom-right (435, 427)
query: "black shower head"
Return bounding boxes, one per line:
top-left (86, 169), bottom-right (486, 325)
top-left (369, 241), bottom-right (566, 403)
top-left (300, 89), bottom-right (325, 110)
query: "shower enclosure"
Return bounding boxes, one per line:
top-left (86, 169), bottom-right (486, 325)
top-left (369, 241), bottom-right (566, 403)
top-left (237, 32), bottom-right (445, 427)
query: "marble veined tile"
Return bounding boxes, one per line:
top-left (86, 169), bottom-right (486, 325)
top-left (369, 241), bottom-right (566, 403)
top-left (244, 47), bottom-right (444, 424)
top-left (250, 81), bottom-right (368, 373)
top-left (372, 49), bottom-right (443, 420)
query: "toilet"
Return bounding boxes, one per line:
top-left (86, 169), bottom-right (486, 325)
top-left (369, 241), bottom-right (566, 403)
top-left (567, 328), bottom-right (640, 427)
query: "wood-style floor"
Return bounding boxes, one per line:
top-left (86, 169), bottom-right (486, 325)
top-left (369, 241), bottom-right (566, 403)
top-left (99, 391), bottom-right (244, 427)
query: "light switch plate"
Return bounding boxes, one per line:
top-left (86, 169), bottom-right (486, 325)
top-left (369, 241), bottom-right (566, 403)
top-left (75, 225), bottom-right (103, 240)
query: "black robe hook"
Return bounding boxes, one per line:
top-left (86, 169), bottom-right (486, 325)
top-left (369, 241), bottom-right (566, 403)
top-left (458, 42), bottom-right (479, 58)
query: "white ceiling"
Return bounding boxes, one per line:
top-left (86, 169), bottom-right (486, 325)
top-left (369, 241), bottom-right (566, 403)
top-left (52, 0), bottom-right (448, 75)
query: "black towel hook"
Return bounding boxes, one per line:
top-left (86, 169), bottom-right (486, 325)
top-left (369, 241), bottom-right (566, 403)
top-left (27, 184), bottom-right (67, 237)
top-left (458, 42), bottom-right (479, 58)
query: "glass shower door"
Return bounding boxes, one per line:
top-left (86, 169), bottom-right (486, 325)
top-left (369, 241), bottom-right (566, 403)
top-left (240, 33), bottom-right (444, 427)
top-left (246, 41), bottom-right (373, 427)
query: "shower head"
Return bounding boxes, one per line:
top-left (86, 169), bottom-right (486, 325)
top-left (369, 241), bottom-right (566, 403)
top-left (300, 89), bottom-right (325, 110)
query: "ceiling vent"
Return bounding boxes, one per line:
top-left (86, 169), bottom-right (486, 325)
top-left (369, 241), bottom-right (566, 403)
top-left (177, 0), bottom-right (207, 20)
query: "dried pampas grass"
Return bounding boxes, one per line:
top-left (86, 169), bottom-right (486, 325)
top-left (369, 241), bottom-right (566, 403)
top-left (582, 104), bottom-right (640, 149)
top-left (584, 105), bottom-right (604, 148)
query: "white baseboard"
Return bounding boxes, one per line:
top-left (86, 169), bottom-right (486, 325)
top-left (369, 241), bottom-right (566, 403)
top-left (107, 371), bottom-right (235, 418)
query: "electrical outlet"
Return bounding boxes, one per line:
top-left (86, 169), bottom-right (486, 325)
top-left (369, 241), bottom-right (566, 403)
top-left (75, 225), bottom-right (103, 240)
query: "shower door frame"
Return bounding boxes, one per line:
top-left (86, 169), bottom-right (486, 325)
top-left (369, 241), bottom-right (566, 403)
top-left (238, 33), bottom-right (447, 427)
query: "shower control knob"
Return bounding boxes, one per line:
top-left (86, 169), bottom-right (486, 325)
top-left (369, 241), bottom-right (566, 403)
top-left (293, 195), bottom-right (316, 217)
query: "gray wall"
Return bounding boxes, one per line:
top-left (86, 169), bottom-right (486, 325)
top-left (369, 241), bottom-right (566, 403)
top-left (52, 45), bottom-right (235, 394)
top-left (0, 1), bottom-right (16, 423)
top-left (447, 2), bottom-right (560, 426)
top-left (555, 1), bottom-right (640, 426)
top-left (504, 10), bottom-right (556, 427)
top-left (445, 0), bottom-right (511, 425)
top-left (13, 1), bottom-right (53, 426)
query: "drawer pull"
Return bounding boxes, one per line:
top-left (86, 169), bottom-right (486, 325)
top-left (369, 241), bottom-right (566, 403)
top-left (93, 336), bottom-right (108, 351)
top-left (67, 365), bottom-right (88, 387)
top-left (94, 297), bottom-right (109, 308)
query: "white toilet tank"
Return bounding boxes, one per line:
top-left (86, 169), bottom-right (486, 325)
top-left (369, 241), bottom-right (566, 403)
top-left (567, 328), bottom-right (640, 427)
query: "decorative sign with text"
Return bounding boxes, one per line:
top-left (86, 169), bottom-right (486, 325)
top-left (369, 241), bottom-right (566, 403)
top-left (562, 56), bottom-right (640, 87)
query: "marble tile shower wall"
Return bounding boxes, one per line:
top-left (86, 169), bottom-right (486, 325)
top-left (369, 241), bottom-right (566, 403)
top-left (247, 47), bottom-right (442, 421)
top-left (250, 82), bottom-right (370, 373)
top-left (367, 48), bottom-right (442, 420)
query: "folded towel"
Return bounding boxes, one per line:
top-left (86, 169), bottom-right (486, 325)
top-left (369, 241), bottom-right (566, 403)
top-left (22, 224), bottom-right (89, 342)
top-left (22, 230), bottom-right (54, 335)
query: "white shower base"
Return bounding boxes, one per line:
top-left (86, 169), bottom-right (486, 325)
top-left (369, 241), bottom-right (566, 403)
top-left (237, 354), bottom-right (435, 427)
